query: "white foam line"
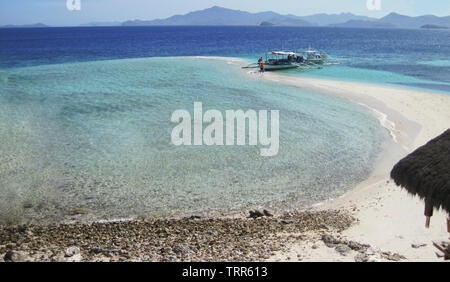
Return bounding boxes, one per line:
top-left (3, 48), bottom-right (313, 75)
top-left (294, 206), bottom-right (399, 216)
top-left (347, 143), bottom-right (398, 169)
top-left (189, 56), bottom-right (245, 64)
top-left (95, 217), bottom-right (135, 224)
top-left (356, 102), bottom-right (398, 143)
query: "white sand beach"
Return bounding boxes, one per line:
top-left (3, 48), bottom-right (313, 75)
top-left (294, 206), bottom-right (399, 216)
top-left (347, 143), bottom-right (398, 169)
top-left (261, 73), bottom-right (450, 262)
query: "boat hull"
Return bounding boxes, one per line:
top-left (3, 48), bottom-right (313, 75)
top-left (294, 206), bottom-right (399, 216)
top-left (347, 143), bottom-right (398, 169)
top-left (261, 63), bottom-right (298, 71)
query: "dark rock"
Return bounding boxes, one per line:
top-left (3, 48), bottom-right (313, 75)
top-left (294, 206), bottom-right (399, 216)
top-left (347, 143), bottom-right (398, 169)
top-left (172, 245), bottom-right (189, 255)
top-left (90, 248), bottom-right (103, 254)
top-left (335, 244), bottom-right (351, 256)
top-left (263, 210), bottom-right (273, 217)
top-left (354, 253), bottom-right (370, 262)
top-left (6, 243), bottom-right (16, 249)
top-left (4, 251), bottom-right (31, 262)
top-left (249, 210), bottom-right (264, 219)
top-left (280, 220), bottom-right (294, 225)
top-left (321, 234), bottom-right (339, 245)
top-left (90, 247), bottom-right (121, 255)
top-left (381, 251), bottom-right (406, 261)
top-left (348, 241), bottom-right (370, 251)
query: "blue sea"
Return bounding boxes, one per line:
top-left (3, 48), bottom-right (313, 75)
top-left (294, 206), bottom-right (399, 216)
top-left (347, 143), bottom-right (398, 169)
top-left (0, 26), bottom-right (449, 224)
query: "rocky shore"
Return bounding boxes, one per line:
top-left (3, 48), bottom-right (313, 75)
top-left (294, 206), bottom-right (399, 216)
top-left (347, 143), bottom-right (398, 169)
top-left (0, 210), bottom-right (354, 262)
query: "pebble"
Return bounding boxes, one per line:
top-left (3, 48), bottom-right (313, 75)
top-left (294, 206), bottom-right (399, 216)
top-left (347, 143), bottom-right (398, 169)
top-left (0, 210), bottom-right (355, 262)
top-left (381, 252), bottom-right (406, 261)
top-left (281, 220), bottom-right (294, 225)
top-left (65, 254), bottom-right (82, 262)
top-left (65, 246), bottom-right (81, 257)
top-left (354, 253), bottom-right (369, 262)
top-left (411, 243), bottom-right (427, 249)
top-left (172, 245), bottom-right (189, 255)
top-left (367, 255), bottom-right (380, 262)
top-left (335, 244), bottom-right (351, 256)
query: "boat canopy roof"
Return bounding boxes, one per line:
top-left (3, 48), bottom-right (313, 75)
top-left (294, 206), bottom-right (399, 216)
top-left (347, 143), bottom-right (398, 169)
top-left (270, 51), bottom-right (296, 56)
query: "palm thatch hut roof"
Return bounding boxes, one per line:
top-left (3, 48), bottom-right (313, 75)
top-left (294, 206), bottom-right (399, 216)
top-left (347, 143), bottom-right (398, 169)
top-left (391, 129), bottom-right (450, 218)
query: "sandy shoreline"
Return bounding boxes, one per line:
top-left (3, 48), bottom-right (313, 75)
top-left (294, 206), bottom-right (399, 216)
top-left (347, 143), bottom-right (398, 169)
top-left (259, 72), bottom-right (450, 262)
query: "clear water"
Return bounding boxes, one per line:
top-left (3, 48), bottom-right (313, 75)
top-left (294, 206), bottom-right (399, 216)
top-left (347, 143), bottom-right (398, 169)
top-left (0, 57), bottom-right (384, 223)
top-left (1, 26), bottom-right (447, 224)
top-left (1, 26), bottom-right (448, 93)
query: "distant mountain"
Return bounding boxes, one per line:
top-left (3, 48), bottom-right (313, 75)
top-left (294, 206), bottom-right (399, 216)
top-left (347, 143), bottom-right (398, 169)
top-left (298, 13), bottom-right (376, 26)
top-left (80, 21), bottom-right (122, 27)
top-left (329, 13), bottom-right (450, 29)
top-left (379, 12), bottom-right (450, 29)
top-left (121, 7), bottom-right (449, 29)
top-left (6, 7), bottom-right (446, 29)
top-left (1, 23), bottom-right (48, 28)
top-left (122, 6), bottom-right (312, 26)
top-left (330, 20), bottom-right (395, 29)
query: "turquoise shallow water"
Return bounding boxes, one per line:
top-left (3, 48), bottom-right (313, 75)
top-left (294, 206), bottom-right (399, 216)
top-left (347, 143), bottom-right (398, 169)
top-left (295, 64), bottom-right (450, 95)
top-left (239, 56), bottom-right (450, 95)
top-left (0, 57), bottom-right (384, 224)
top-left (417, 60), bottom-right (450, 67)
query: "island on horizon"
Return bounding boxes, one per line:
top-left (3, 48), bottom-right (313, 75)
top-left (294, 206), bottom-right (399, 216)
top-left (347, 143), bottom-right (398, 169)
top-left (2, 6), bottom-right (449, 29)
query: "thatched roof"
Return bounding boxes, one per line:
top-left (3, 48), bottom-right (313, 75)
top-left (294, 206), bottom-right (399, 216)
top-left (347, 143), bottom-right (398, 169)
top-left (391, 129), bottom-right (450, 215)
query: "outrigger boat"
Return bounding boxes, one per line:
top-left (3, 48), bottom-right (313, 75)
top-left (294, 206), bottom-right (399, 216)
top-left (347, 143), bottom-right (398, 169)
top-left (243, 51), bottom-right (320, 71)
top-left (260, 51), bottom-right (300, 71)
top-left (242, 49), bottom-right (339, 71)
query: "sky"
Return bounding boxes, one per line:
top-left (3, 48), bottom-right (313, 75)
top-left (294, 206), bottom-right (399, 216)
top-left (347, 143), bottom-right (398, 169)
top-left (0, 0), bottom-right (449, 26)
